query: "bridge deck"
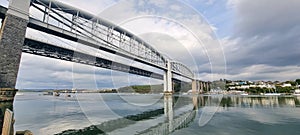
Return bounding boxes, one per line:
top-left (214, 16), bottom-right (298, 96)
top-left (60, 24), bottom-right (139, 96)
top-left (23, 38), bottom-right (164, 80)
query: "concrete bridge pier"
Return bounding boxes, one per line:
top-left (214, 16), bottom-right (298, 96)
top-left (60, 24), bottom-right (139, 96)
top-left (0, 0), bottom-right (30, 133)
top-left (202, 82), bottom-right (206, 92)
top-left (206, 82), bottom-right (211, 92)
top-left (201, 82), bottom-right (210, 92)
top-left (199, 81), bottom-right (204, 93)
top-left (192, 80), bottom-right (198, 94)
top-left (164, 60), bottom-right (173, 94)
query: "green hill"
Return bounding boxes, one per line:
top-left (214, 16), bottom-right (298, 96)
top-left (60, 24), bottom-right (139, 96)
top-left (118, 82), bottom-right (192, 94)
top-left (118, 84), bottom-right (164, 93)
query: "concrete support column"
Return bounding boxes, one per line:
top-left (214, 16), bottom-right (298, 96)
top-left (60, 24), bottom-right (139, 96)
top-left (0, 0), bottom-right (30, 133)
top-left (192, 80), bottom-right (197, 93)
top-left (164, 60), bottom-right (173, 94)
top-left (163, 72), bottom-right (168, 92)
top-left (206, 82), bottom-right (210, 92)
top-left (167, 60), bottom-right (172, 93)
top-left (200, 81), bottom-right (204, 93)
top-left (0, 0), bottom-right (30, 90)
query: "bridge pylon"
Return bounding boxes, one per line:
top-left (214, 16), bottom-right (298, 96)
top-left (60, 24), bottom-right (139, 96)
top-left (0, 0), bottom-right (30, 133)
top-left (0, 0), bottom-right (30, 97)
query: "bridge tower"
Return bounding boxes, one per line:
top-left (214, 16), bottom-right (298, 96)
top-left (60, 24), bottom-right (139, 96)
top-left (0, 0), bottom-right (30, 132)
top-left (0, 0), bottom-right (30, 99)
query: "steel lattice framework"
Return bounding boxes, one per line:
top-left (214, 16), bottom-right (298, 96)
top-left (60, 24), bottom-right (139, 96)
top-left (171, 61), bottom-right (194, 79)
top-left (29, 0), bottom-right (194, 80)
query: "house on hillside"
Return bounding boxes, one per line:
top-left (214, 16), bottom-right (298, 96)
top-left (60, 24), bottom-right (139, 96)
top-left (282, 83), bottom-right (292, 87)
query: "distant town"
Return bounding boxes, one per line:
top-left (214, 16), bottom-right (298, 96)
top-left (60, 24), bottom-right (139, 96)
top-left (213, 78), bottom-right (300, 95)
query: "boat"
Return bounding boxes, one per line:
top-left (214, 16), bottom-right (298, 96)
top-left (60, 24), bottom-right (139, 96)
top-left (54, 92), bottom-right (60, 96)
top-left (43, 92), bottom-right (53, 95)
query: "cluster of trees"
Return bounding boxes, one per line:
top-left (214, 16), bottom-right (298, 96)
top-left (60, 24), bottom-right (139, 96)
top-left (276, 86), bottom-right (293, 93)
top-left (244, 87), bottom-right (270, 94)
top-left (173, 83), bottom-right (191, 92)
top-left (211, 80), bottom-right (226, 90)
top-left (244, 87), bottom-right (294, 94)
top-left (118, 84), bottom-right (163, 93)
top-left (117, 82), bottom-right (192, 94)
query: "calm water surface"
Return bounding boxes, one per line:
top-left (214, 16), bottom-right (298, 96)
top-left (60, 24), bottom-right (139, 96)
top-left (13, 92), bottom-right (300, 135)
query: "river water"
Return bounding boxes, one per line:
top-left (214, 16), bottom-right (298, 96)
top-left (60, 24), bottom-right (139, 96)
top-left (13, 92), bottom-right (300, 135)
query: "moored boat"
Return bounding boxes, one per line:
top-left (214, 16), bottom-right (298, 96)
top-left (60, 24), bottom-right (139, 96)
top-left (54, 92), bottom-right (60, 96)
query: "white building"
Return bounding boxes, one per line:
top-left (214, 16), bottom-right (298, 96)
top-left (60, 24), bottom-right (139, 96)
top-left (282, 83), bottom-right (292, 87)
top-left (240, 85), bottom-right (250, 89)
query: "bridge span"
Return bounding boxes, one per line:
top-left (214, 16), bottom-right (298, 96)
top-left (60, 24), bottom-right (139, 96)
top-left (0, 0), bottom-right (211, 133)
top-left (0, 0), bottom-right (211, 95)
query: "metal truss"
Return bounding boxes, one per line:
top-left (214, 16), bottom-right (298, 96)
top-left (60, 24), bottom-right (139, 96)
top-left (30, 0), bottom-right (166, 67)
top-left (29, 0), bottom-right (195, 80)
top-left (171, 61), bottom-right (194, 79)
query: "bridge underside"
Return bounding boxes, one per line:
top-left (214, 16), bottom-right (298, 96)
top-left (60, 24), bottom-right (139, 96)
top-left (23, 38), bottom-right (163, 80)
top-left (23, 38), bottom-right (188, 91)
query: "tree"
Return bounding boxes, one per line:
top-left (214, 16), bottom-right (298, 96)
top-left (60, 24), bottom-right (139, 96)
top-left (290, 81), bottom-right (296, 86)
top-left (296, 79), bottom-right (300, 85)
top-left (276, 86), bottom-right (293, 93)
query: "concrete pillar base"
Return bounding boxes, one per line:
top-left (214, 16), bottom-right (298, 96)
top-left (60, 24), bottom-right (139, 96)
top-left (164, 91), bottom-right (173, 95)
top-left (16, 130), bottom-right (33, 135)
top-left (0, 88), bottom-right (17, 134)
top-left (191, 91), bottom-right (200, 95)
top-left (0, 88), bottom-right (18, 102)
top-left (199, 90), bottom-right (204, 94)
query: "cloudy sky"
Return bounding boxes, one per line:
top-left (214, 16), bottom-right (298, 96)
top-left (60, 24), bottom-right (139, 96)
top-left (1, 0), bottom-right (299, 89)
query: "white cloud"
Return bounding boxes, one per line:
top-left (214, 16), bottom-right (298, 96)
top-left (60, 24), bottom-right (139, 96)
top-left (170, 4), bottom-right (182, 11)
top-left (226, 0), bottom-right (239, 9)
top-left (97, 0), bottom-right (226, 80)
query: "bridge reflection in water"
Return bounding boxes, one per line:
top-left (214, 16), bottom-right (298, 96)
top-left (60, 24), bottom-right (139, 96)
top-left (54, 95), bottom-right (300, 135)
